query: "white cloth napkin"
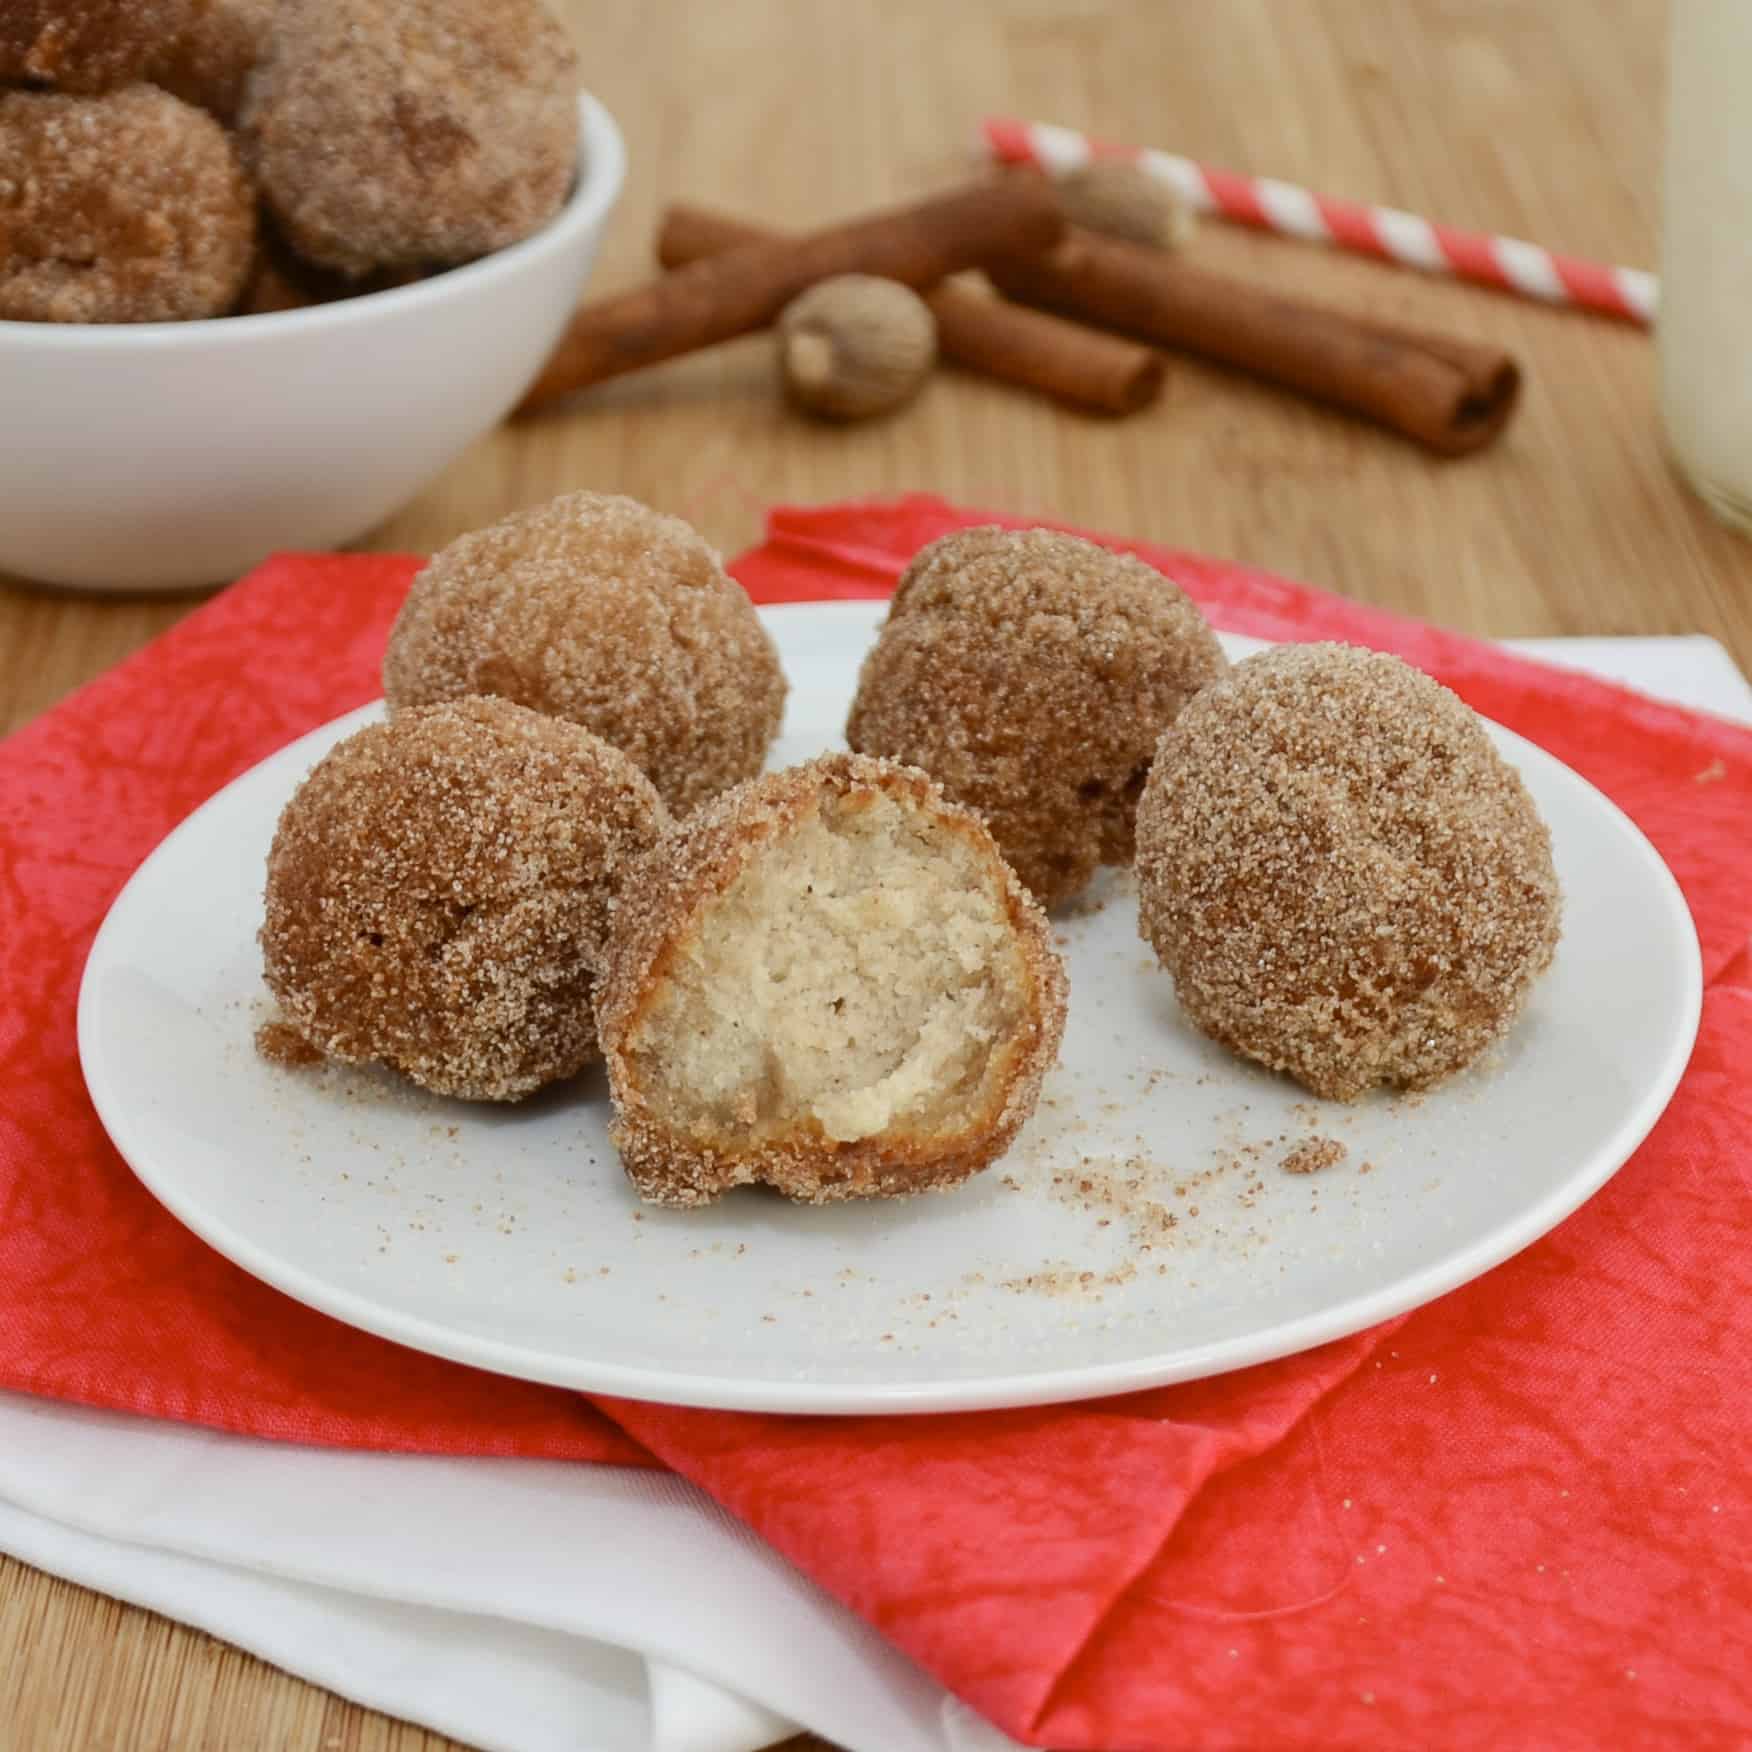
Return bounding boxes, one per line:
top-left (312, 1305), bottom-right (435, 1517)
top-left (0, 1393), bottom-right (1017, 1752)
top-left (6, 636), bottom-right (1747, 1752)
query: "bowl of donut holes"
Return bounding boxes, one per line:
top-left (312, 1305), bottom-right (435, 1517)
top-left (0, 0), bottom-right (623, 592)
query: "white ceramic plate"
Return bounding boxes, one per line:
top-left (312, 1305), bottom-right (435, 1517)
top-left (78, 604), bottom-right (1703, 1414)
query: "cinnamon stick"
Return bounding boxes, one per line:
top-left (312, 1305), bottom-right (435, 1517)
top-left (516, 180), bottom-right (1067, 416)
top-left (988, 228), bottom-right (1520, 454)
top-left (656, 203), bottom-right (1164, 416)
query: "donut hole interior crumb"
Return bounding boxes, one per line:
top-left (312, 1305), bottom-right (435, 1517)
top-left (627, 789), bottom-right (1031, 1147)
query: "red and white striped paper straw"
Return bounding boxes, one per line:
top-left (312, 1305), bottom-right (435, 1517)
top-left (984, 117), bottom-right (1657, 326)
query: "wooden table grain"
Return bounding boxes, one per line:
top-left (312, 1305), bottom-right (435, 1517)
top-left (4, 2), bottom-right (1748, 1747)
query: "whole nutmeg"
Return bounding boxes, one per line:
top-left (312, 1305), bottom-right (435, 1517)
top-left (1057, 160), bottom-right (1194, 251)
top-left (777, 274), bottom-right (937, 420)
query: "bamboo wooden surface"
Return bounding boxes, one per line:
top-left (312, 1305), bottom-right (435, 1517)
top-left (4, 1), bottom-right (1749, 1747)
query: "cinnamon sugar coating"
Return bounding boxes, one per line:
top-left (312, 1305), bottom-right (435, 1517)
top-left (383, 493), bottom-right (787, 816)
top-left (1136, 643), bottom-right (1562, 1100)
top-left (846, 526), bottom-right (1227, 908)
top-left (596, 754), bottom-right (1068, 1208)
top-left (261, 697), bottom-right (669, 1102)
top-left (235, 215), bottom-right (426, 315)
top-left (0, 85), bottom-right (255, 322)
top-left (0, 2), bottom-right (267, 120)
top-left (154, 0), bottom-right (272, 122)
top-left (0, 1), bottom-right (175, 92)
top-left (239, 0), bottom-right (580, 276)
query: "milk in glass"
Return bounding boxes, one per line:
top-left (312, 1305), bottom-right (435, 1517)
top-left (1660, 0), bottom-right (1752, 529)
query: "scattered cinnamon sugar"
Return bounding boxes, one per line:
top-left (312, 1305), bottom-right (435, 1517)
top-left (1282, 1136), bottom-right (1348, 1176)
top-left (0, 85), bottom-right (255, 322)
top-left (1001, 1260), bottom-right (1137, 1297)
top-left (1049, 1161), bottom-right (1179, 1248)
top-left (255, 1019), bottom-right (322, 1066)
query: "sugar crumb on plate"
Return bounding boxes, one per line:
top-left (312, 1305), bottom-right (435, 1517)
top-left (1282, 1136), bottom-right (1348, 1175)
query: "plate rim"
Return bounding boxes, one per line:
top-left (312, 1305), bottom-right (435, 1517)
top-left (76, 607), bottom-right (1706, 1414)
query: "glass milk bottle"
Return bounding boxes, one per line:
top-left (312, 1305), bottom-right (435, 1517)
top-left (1660, 0), bottom-right (1752, 530)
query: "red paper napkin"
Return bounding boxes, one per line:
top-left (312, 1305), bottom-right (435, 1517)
top-left (0, 552), bottom-right (640, 1464)
top-left (2, 495), bottom-right (1748, 1748)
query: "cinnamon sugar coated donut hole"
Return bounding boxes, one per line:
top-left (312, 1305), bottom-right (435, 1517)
top-left (596, 753), bottom-right (1068, 1208)
top-left (154, 0), bottom-right (273, 123)
top-left (260, 697), bottom-right (669, 1102)
top-left (1135, 643), bottom-right (1562, 1101)
top-left (0, 1), bottom-right (267, 119)
top-left (0, 1), bottom-right (175, 92)
top-left (0, 86), bottom-right (255, 322)
top-left (240, 0), bottom-right (580, 276)
top-left (845, 526), bottom-right (1227, 908)
top-left (383, 493), bottom-right (788, 816)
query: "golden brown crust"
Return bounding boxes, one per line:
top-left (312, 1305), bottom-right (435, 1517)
top-left (596, 753), bottom-right (1069, 1207)
top-left (846, 525), bottom-right (1227, 908)
top-left (382, 492), bottom-right (788, 816)
top-left (1136, 643), bottom-right (1562, 1101)
top-left (239, 0), bottom-right (579, 277)
top-left (0, 85), bottom-right (256, 323)
top-left (260, 696), bottom-right (668, 1101)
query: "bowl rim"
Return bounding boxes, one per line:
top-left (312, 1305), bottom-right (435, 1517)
top-left (0, 90), bottom-right (626, 349)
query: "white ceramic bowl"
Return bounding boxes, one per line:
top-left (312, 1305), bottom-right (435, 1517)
top-left (0, 92), bottom-right (624, 593)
